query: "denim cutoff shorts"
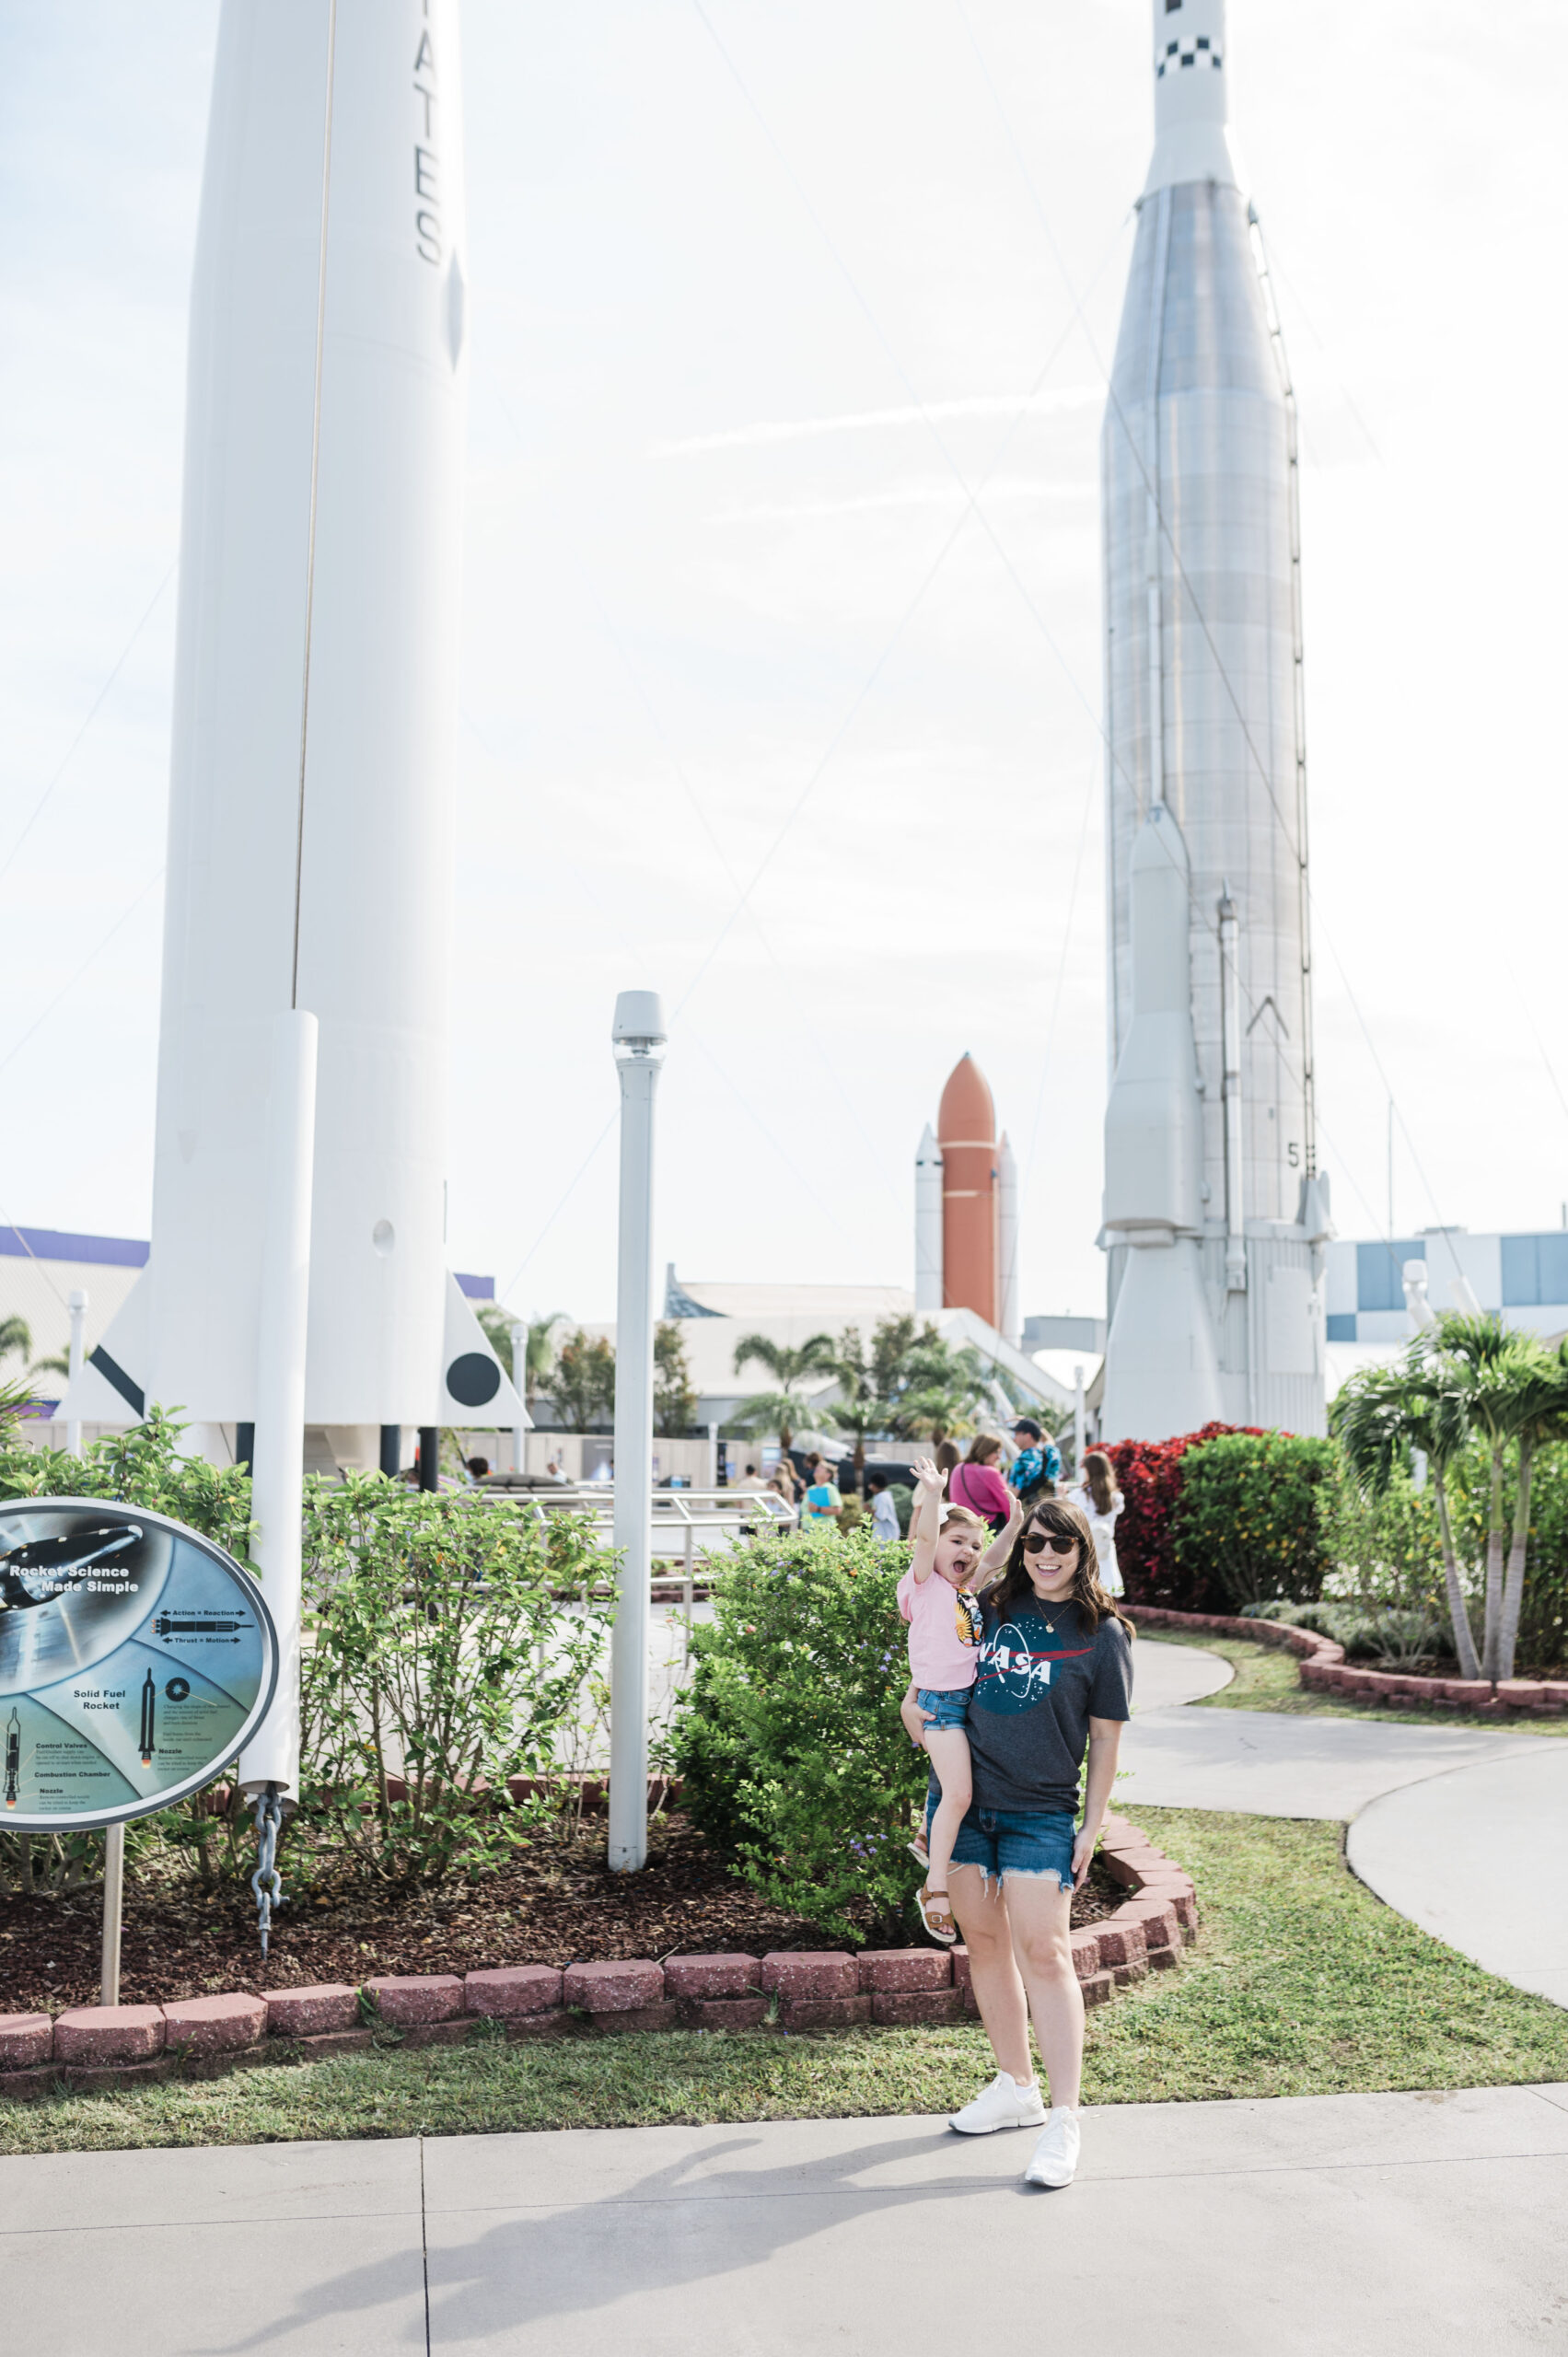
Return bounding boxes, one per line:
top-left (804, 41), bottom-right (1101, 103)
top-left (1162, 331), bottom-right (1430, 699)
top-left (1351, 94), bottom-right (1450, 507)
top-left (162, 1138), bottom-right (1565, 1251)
top-left (925, 1794), bottom-right (1077, 1892)
top-left (914, 1684), bottom-right (972, 1732)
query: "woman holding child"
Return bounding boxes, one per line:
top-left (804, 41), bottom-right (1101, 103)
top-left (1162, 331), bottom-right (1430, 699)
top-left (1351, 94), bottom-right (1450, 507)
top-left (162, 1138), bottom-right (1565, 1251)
top-left (898, 1456), bottom-right (1133, 2189)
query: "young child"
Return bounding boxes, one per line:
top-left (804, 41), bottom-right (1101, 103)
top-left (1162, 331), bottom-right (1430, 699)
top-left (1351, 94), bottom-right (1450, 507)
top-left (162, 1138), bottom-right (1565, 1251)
top-left (895, 1457), bottom-right (991, 1944)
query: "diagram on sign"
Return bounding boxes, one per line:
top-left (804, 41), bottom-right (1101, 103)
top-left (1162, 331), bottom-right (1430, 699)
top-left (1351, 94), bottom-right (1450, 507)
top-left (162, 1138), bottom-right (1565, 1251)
top-left (0, 1502), bottom-right (277, 1829)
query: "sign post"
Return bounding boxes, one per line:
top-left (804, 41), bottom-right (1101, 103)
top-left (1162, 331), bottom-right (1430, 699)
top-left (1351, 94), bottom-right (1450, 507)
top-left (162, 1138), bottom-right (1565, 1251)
top-left (99, 1821), bottom-right (125, 2005)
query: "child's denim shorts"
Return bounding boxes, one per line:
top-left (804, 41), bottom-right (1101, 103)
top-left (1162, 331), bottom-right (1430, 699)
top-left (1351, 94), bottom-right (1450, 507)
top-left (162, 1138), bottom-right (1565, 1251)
top-left (914, 1684), bottom-right (972, 1732)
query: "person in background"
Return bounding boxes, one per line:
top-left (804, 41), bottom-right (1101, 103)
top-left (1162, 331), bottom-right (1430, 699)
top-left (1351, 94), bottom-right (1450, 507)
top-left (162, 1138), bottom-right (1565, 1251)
top-left (1008, 1417), bottom-right (1061, 1505)
top-left (734, 1462), bottom-right (768, 1492)
top-left (543, 1451), bottom-right (568, 1484)
top-left (802, 1452), bottom-right (843, 1527)
top-left (949, 1434), bottom-right (1013, 1532)
top-left (1065, 1449), bottom-right (1126, 1598)
top-left (464, 1455), bottom-right (490, 1485)
top-left (935, 1439), bottom-right (961, 1490)
top-left (866, 1473), bottom-right (901, 1543)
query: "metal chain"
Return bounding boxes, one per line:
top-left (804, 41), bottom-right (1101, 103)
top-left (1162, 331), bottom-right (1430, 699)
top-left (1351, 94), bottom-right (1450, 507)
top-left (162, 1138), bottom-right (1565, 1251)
top-left (250, 1782), bottom-right (285, 1958)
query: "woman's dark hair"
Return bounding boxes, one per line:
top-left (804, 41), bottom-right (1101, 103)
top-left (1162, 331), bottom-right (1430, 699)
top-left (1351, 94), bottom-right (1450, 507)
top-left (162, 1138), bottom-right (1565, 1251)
top-left (983, 1496), bottom-right (1134, 1638)
top-left (935, 1440), bottom-right (961, 1476)
top-left (1083, 1450), bottom-right (1119, 1517)
top-left (965, 1434), bottom-right (1001, 1466)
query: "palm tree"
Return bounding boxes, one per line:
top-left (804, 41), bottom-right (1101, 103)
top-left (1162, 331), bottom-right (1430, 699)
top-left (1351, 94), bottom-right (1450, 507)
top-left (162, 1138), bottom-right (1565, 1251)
top-left (0, 1314), bottom-right (32, 1371)
top-left (884, 1329), bottom-right (992, 1445)
top-left (476, 1306), bottom-right (563, 1403)
top-left (1332, 1356), bottom-right (1480, 1679)
top-left (1426, 1313), bottom-right (1554, 1678)
top-left (730, 1331), bottom-right (837, 1451)
top-left (825, 1326), bottom-right (884, 1479)
top-left (727, 1389), bottom-right (841, 1451)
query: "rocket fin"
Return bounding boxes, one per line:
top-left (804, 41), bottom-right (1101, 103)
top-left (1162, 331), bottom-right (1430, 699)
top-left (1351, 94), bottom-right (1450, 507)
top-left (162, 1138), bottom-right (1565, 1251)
top-left (55, 1271), bottom-right (151, 1426)
top-left (439, 1274), bottom-right (528, 1427)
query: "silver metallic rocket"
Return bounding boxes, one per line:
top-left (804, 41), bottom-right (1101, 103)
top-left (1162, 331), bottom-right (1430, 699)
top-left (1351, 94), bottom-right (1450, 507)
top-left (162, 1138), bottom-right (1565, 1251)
top-left (60, 1), bottom-right (521, 1451)
top-left (1099, 0), bottom-right (1331, 1442)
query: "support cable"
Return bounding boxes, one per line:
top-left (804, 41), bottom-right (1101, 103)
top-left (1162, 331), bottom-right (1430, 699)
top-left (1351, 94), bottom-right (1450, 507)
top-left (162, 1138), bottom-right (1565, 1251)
top-left (0, 563), bottom-right (176, 893)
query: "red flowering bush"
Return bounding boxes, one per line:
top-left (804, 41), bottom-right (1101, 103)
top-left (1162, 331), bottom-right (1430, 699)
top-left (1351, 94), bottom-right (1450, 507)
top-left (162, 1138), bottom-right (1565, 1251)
top-left (1100, 1422), bottom-right (1263, 1610)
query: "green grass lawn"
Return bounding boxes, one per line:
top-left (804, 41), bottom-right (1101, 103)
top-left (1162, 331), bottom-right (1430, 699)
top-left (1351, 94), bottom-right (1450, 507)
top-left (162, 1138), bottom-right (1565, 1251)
top-left (1157, 1626), bottom-right (1568, 1735)
top-left (4, 1807), bottom-right (1564, 2155)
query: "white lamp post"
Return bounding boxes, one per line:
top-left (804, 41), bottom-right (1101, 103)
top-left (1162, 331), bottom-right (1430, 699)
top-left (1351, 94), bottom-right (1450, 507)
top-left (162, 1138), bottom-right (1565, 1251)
top-left (237, 1008), bottom-right (319, 1806)
top-left (608, 989), bottom-right (667, 1874)
top-left (511, 1319), bottom-right (528, 1475)
top-left (64, 1289), bottom-right (87, 1455)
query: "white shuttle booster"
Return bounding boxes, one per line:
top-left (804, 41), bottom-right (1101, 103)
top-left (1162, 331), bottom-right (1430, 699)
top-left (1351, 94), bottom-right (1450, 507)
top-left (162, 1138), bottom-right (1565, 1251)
top-left (1099, 0), bottom-right (1330, 1442)
top-left (914, 1124), bottom-right (944, 1317)
top-left (63, 0), bottom-right (520, 1451)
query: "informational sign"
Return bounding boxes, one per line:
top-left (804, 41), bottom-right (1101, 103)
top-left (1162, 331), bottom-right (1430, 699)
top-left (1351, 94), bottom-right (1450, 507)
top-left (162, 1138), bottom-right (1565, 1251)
top-left (0, 1499), bottom-right (278, 1830)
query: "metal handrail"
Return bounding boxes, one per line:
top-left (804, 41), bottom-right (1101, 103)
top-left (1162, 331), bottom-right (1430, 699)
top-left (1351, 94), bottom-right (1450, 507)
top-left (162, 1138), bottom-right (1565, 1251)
top-left (489, 1484), bottom-right (796, 1662)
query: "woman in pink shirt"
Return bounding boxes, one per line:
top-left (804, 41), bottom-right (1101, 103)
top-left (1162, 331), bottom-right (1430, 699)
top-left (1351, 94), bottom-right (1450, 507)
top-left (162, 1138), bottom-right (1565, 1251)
top-left (948, 1435), bottom-right (1014, 1531)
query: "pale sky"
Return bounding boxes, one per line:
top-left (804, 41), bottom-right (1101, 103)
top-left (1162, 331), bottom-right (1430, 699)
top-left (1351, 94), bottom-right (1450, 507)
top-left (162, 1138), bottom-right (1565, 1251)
top-left (2, 2), bottom-right (1565, 1328)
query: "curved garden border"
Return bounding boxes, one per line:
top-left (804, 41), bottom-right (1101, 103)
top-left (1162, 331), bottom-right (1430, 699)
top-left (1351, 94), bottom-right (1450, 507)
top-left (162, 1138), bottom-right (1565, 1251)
top-left (0, 1812), bottom-right (1195, 2099)
top-left (1126, 1604), bottom-right (1568, 1717)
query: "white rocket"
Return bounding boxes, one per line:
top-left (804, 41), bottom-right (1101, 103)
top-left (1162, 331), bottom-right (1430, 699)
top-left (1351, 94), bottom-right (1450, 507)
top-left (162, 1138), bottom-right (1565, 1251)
top-left (62, 0), bottom-right (520, 1453)
top-left (1098, 0), bottom-right (1331, 1443)
top-left (914, 1124), bottom-right (943, 1315)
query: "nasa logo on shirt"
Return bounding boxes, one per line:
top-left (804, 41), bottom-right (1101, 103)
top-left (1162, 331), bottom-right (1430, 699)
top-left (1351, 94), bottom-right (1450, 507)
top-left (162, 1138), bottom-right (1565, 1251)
top-left (977, 1619), bottom-right (1055, 1710)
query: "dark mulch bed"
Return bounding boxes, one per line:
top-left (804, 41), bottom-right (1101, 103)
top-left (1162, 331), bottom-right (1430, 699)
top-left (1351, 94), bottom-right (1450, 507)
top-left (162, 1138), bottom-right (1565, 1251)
top-left (0, 1812), bottom-right (1127, 2014)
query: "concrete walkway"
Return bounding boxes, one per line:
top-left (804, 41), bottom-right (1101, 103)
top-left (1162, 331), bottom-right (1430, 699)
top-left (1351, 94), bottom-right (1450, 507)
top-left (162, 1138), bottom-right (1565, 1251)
top-left (1131, 1634), bottom-right (1235, 1710)
top-left (1117, 1702), bottom-right (1545, 1819)
top-left (1349, 1745), bottom-right (1568, 2011)
top-left (7, 2088), bottom-right (1568, 2354)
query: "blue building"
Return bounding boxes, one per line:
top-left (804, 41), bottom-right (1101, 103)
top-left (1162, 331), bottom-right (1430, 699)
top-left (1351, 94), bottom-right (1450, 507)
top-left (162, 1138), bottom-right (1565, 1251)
top-left (1326, 1228), bottom-right (1568, 1347)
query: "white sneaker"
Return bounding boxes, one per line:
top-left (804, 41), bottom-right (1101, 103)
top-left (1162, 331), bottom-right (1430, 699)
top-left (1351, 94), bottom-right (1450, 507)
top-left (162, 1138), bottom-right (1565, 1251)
top-left (1024, 2107), bottom-right (1081, 2188)
top-left (948, 2071), bottom-right (1048, 2135)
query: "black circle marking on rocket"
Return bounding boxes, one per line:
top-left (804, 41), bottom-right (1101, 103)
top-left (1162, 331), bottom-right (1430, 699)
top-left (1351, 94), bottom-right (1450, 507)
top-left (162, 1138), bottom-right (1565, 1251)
top-left (446, 1351), bottom-right (502, 1409)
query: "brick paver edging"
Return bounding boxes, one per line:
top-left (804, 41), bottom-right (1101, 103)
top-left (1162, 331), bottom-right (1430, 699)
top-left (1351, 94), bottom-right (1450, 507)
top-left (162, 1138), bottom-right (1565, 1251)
top-left (0, 1813), bottom-right (1195, 2099)
top-left (1125, 1604), bottom-right (1568, 1717)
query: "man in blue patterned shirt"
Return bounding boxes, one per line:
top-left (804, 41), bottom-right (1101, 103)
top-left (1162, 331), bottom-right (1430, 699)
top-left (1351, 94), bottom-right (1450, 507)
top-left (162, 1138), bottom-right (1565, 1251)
top-left (1008, 1417), bottom-right (1061, 1502)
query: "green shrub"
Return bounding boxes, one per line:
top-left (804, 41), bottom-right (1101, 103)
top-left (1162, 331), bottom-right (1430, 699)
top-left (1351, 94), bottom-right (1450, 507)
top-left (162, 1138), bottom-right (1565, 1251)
top-left (1318, 1462), bottom-right (1445, 1617)
top-left (0, 1408), bottom-right (258, 1898)
top-left (1245, 1596), bottom-right (1445, 1663)
top-left (1171, 1432), bottom-right (1337, 1611)
top-left (296, 1474), bottom-right (619, 1887)
top-left (0, 1411), bottom-right (621, 1894)
top-left (1100, 1422), bottom-right (1260, 1608)
top-left (1515, 1439), bottom-right (1568, 1669)
top-left (671, 1526), bottom-right (925, 1943)
top-left (0, 1403), bottom-right (254, 1556)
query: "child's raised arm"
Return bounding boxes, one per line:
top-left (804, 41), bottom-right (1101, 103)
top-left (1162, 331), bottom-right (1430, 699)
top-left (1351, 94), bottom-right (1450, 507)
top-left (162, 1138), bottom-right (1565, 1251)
top-left (907, 1457), bottom-right (945, 1584)
top-left (976, 1484), bottom-right (1024, 1583)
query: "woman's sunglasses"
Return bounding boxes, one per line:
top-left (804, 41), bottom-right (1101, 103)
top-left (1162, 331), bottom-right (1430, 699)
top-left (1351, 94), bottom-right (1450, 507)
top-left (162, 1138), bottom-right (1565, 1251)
top-left (1023, 1530), bottom-right (1078, 1557)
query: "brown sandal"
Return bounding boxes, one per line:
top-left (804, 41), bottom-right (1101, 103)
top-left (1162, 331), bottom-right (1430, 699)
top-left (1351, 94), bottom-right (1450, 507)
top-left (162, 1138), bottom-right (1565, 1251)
top-left (915, 1884), bottom-right (958, 1945)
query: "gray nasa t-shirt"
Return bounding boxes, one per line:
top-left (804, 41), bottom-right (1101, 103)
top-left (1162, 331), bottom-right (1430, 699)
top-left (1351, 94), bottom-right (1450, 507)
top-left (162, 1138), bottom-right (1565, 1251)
top-left (964, 1597), bottom-right (1133, 1817)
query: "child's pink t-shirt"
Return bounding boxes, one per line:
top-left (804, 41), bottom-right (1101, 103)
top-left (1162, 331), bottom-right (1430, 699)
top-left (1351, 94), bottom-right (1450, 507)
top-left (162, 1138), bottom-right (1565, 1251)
top-left (898, 1567), bottom-right (981, 1691)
